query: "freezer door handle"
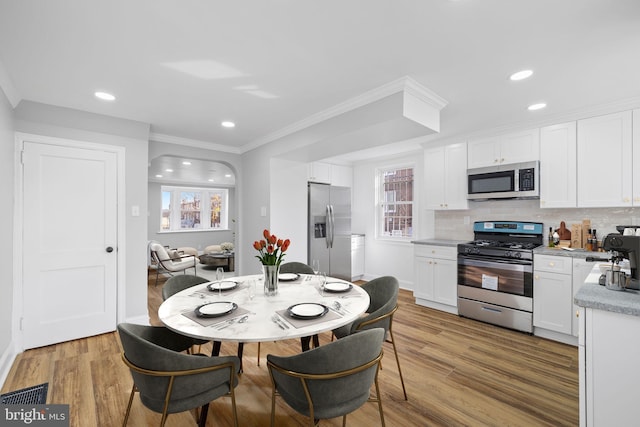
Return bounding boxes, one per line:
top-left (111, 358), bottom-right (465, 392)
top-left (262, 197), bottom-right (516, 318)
top-left (328, 204), bottom-right (335, 248)
top-left (325, 205), bottom-right (332, 248)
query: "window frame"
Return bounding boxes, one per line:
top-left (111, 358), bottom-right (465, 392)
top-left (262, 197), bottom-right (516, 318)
top-left (375, 164), bottom-right (415, 241)
top-left (160, 185), bottom-right (229, 233)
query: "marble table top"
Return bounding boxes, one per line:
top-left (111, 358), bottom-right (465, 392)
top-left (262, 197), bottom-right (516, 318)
top-left (158, 274), bottom-right (370, 343)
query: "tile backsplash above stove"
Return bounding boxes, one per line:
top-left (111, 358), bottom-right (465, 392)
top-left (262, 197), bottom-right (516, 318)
top-left (433, 199), bottom-right (640, 242)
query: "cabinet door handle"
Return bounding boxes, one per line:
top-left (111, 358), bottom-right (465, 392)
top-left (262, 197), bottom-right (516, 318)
top-left (549, 262), bottom-right (555, 267)
top-left (534, 275), bottom-right (539, 280)
top-left (576, 310), bottom-right (580, 318)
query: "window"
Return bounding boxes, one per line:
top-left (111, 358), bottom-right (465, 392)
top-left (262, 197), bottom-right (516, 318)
top-left (161, 186), bottom-right (229, 232)
top-left (377, 166), bottom-right (414, 239)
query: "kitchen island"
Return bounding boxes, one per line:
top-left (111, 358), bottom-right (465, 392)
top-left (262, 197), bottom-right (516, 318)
top-left (575, 265), bottom-right (640, 427)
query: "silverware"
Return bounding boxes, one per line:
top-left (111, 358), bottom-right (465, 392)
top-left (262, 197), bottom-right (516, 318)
top-left (215, 315), bottom-right (248, 330)
top-left (332, 301), bottom-right (349, 315)
top-left (271, 314), bottom-right (289, 329)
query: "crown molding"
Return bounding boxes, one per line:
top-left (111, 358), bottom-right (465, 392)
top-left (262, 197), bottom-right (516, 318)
top-left (149, 132), bottom-right (242, 154)
top-left (0, 58), bottom-right (21, 108)
top-left (240, 75), bottom-right (447, 153)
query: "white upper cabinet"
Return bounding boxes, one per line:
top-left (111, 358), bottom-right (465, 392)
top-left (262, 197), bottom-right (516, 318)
top-left (467, 128), bottom-right (540, 169)
top-left (307, 162), bottom-right (332, 184)
top-left (539, 122), bottom-right (577, 208)
top-left (424, 143), bottom-right (468, 210)
top-left (577, 111), bottom-right (632, 207)
top-left (307, 162), bottom-right (353, 187)
top-left (633, 109), bottom-right (640, 204)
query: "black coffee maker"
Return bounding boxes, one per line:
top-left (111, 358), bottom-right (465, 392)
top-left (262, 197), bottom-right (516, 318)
top-left (601, 232), bottom-right (640, 290)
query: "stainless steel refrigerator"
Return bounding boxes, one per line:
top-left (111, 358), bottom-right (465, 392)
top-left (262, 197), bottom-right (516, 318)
top-left (308, 183), bottom-right (351, 281)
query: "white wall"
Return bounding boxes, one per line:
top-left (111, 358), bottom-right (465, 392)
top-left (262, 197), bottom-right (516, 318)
top-left (352, 150), bottom-right (424, 290)
top-left (14, 101), bottom-right (150, 321)
top-left (0, 84), bottom-right (15, 383)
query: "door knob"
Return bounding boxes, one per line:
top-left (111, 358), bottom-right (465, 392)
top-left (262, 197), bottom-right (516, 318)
top-left (106, 246), bottom-right (114, 253)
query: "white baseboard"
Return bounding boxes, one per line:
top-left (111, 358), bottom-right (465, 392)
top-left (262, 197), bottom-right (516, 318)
top-left (0, 341), bottom-right (18, 390)
top-left (125, 314), bottom-right (150, 326)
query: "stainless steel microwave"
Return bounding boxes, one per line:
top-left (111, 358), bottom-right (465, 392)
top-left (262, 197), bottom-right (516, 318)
top-left (467, 160), bottom-right (539, 200)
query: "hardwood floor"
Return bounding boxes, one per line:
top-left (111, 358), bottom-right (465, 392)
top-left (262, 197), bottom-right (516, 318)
top-left (2, 277), bottom-right (579, 426)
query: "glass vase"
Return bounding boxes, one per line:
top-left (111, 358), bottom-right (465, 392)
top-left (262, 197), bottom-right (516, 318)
top-left (263, 264), bottom-right (279, 296)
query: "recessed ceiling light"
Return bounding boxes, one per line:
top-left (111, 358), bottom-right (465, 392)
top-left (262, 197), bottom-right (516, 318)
top-left (94, 91), bottom-right (116, 101)
top-left (221, 121), bottom-right (235, 128)
top-left (165, 168), bottom-right (173, 172)
top-left (208, 178), bottom-right (214, 182)
top-left (510, 70), bottom-right (533, 81)
top-left (182, 161), bottom-right (192, 166)
top-left (155, 174), bottom-right (163, 178)
top-left (224, 174), bottom-right (232, 178)
top-left (528, 103), bottom-right (547, 111)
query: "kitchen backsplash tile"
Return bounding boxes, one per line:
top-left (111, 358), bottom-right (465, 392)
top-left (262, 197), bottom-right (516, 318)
top-left (434, 199), bottom-right (640, 242)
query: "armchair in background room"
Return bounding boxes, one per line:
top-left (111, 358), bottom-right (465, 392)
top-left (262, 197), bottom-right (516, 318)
top-left (149, 241), bottom-right (197, 286)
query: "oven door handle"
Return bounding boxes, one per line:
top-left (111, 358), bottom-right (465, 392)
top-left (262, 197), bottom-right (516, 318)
top-left (458, 257), bottom-right (530, 272)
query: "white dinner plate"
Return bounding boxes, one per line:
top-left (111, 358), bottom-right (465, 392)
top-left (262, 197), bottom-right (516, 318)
top-left (279, 273), bottom-right (300, 282)
top-left (287, 303), bottom-right (329, 319)
top-left (323, 282), bottom-right (353, 293)
top-left (207, 280), bottom-right (239, 291)
top-left (195, 301), bottom-right (238, 318)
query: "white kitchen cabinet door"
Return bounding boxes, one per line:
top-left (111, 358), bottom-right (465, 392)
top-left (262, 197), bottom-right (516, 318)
top-left (467, 129), bottom-right (539, 168)
top-left (424, 147), bottom-right (446, 210)
top-left (467, 136), bottom-right (500, 168)
top-left (307, 162), bottom-right (331, 184)
top-left (633, 109), bottom-right (640, 205)
top-left (414, 256), bottom-right (435, 301)
top-left (433, 257), bottom-right (458, 306)
top-left (424, 143), bottom-right (468, 210)
top-left (539, 122), bottom-right (577, 208)
top-left (585, 309), bottom-right (640, 426)
top-left (572, 258), bottom-right (595, 337)
top-left (577, 111), bottom-right (632, 207)
top-left (533, 270), bottom-right (573, 335)
top-left (499, 128), bottom-right (540, 165)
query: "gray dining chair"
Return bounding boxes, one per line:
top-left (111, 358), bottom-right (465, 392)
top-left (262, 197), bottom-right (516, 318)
top-left (162, 275), bottom-right (211, 354)
top-left (117, 323), bottom-right (240, 427)
top-left (267, 328), bottom-right (386, 427)
top-left (332, 275), bottom-right (407, 400)
top-left (280, 261), bottom-right (315, 275)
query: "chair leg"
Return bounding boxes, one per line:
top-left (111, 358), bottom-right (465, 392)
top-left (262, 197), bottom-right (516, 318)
top-left (389, 329), bottom-right (408, 400)
top-left (198, 403), bottom-right (210, 427)
top-left (122, 385), bottom-right (136, 427)
top-left (342, 414), bottom-right (347, 427)
top-left (237, 343), bottom-right (244, 373)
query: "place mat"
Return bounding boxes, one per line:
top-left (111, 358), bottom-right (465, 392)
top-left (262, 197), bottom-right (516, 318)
top-left (182, 305), bottom-right (251, 327)
top-left (276, 306), bottom-right (341, 329)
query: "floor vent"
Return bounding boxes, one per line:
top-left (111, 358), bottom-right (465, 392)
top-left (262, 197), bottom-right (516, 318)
top-left (0, 383), bottom-right (48, 404)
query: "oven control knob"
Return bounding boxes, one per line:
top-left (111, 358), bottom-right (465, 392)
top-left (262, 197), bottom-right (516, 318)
top-left (514, 252), bottom-right (521, 259)
top-left (505, 251), bottom-right (513, 258)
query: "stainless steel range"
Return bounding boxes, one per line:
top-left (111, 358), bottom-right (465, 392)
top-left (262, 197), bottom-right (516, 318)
top-left (457, 221), bottom-right (543, 333)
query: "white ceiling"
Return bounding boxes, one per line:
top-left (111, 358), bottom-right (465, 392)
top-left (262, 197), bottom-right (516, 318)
top-left (1, 0), bottom-right (640, 164)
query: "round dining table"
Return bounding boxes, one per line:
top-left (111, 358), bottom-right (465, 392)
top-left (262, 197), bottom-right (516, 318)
top-left (158, 273), bottom-right (370, 358)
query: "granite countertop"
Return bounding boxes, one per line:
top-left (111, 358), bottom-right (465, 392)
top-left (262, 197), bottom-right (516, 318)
top-left (534, 246), bottom-right (607, 259)
top-left (575, 265), bottom-right (640, 317)
top-left (411, 238), bottom-right (467, 247)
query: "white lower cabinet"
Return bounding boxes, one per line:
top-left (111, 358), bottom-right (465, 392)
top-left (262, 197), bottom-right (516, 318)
top-left (580, 307), bottom-right (640, 426)
top-left (414, 244), bottom-right (457, 314)
top-left (534, 255), bottom-right (573, 335)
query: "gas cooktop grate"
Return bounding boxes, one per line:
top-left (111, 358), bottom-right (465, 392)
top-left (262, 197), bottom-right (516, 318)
top-left (0, 383), bottom-right (48, 405)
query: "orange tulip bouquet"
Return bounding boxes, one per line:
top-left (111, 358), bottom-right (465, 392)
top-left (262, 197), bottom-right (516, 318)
top-left (253, 229), bottom-right (290, 295)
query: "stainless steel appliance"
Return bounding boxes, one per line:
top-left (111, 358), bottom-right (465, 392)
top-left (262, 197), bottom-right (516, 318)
top-left (467, 160), bottom-right (539, 200)
top-left (457, 221), bottom-right (544, 333)
top-left (308, 183), bottom-right (351, 281)
top-left (597, 232), bottom-right (640, 290)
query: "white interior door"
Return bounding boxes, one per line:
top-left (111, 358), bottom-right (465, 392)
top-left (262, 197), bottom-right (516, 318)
top-left (22, 141), bottom-right (118, 349)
